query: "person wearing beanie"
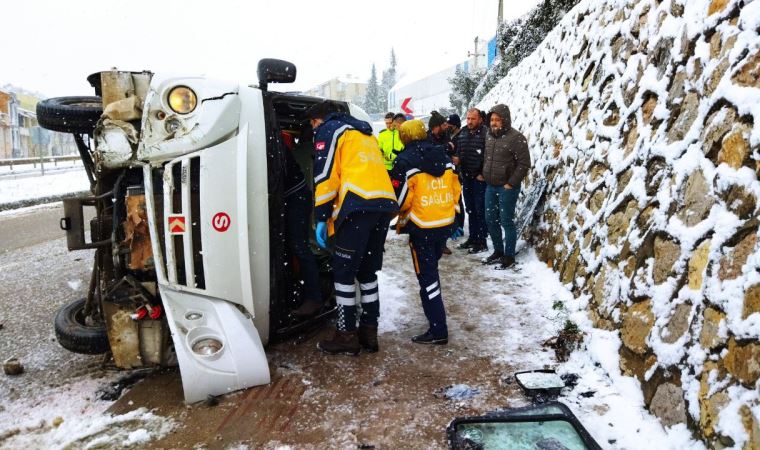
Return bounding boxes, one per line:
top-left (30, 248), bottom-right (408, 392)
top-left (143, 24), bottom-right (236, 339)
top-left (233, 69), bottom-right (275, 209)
top-left (482, 103), bottom-right (531, 269)
top-left (427, 112), bottom-right (451, 153)
top-left (427, 111), bottom-right (458, 255)
top-left (445, 114), bottom-right (461, 136)
top-left (390, 120), bottom-right (461, 345)
top-left (428, 111), bottom-right (446, 131)
top-left (306, 101), bottom-right (399, 355)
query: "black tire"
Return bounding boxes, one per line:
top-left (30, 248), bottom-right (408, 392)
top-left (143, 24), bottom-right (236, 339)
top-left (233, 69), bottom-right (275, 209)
top-left (54, 298), bottom-right (110, 355)
top-left (36, 96), bottom-right (103, 134)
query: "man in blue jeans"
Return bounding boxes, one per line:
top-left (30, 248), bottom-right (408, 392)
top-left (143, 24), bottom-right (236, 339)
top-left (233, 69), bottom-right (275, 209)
top-left (482, 104), bottom-right (531, 269)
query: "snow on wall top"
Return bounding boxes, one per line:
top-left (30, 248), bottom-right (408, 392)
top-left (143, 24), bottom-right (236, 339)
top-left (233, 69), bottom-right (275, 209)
top-left (477, 0), bottom-right (760, 446)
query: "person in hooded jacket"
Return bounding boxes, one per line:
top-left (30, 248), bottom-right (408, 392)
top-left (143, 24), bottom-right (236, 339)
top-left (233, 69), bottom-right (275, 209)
top-left (482, 104), bottom-right (531, 269)
top-left (307, 101), bottom-right (399, 355)
top-left (391, 120), bottom-right (461, 345)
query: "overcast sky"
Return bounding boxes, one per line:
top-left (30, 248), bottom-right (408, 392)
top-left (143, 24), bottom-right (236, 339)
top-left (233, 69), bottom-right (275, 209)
top-left (3, 0), bottom-right (541, 97)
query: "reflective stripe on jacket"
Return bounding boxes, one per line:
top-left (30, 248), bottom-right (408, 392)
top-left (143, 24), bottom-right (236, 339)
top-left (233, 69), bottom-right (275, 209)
top-left (392, 140), bottom-right (461, 239)
top-left (377, 128), bottom-right (404, 170)
top-left (314, 113), bottom-right (398, 235)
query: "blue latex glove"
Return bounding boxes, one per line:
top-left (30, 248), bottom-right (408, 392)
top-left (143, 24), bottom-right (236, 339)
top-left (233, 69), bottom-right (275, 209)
top-left (450, 227), bottom-right (464, 240)
top-left (315, 222), bottom-right (328, 249)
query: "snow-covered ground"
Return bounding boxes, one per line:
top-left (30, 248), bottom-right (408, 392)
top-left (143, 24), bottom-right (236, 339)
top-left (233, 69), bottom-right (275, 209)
top-left (0, 146), bottom-right (709, 449)
top-left (0, 375), bottom-right (176, 449)
top-left (0, 168), bottom-right (89, 207)
top-left (0, 160), bottom-right (83, 176)
top-left (381, 231), bottom-right (705, 449)
top-left (0, 224), bottom-right (705, 449)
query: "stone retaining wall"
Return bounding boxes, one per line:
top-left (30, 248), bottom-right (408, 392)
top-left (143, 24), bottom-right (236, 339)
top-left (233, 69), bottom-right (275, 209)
top-left (478, 0), bottom-right (759, 447)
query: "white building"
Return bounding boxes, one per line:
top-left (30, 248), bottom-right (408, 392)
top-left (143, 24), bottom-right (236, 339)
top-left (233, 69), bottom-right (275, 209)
top-left (387, 35), bottom-right (494, 117)
top-left (303, 75), bottom-right (368, 106)
top-left (387, 63), bottom-right (462, 117)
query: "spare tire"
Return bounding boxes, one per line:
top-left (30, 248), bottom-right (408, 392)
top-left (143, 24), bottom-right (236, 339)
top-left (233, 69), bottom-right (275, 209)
top-left (36, 96), bottom-right (103, 134)
top-left (54, 298), bottom-right (110, 355)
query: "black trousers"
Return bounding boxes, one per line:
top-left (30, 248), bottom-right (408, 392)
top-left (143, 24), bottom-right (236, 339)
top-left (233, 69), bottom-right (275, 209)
top-left (409, 234), bottom-right (448, 338)
top-left (332, 211), bottom-right (391, 331)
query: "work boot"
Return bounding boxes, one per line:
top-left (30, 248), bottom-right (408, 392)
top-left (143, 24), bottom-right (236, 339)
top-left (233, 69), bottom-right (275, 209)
top-left (411, 330), bottom-right (448, 345)
top-left (483, 251), bottom-right (503, 265)
top-left (358, 323), bottom-right (379, 352)
top-left (498, 255), bottom-right (516, 269)
top-left (467, 241), bottom-right (488, 254)
top-left (292, 298), bottom-right (323, 318)
top-left (457, 238), bottom-right (474, 250)
top-left (317, 330), bottom-right (360, 355)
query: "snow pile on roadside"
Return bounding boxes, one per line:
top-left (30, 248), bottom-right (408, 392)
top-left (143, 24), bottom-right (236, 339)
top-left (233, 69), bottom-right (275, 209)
top-left (558, 298), bottom-right (706, 449)
top-left (0, 375), bottom-right (175, 449)
top-left (0, 169), bottom-right (89, 207)
top-left (379, 227), bottom-right (704, 448)
top-left (507, 248), bottom-right (704, 448)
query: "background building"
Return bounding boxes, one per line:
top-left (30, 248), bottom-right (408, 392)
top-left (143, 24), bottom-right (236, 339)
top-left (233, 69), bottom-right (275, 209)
top-left (387, 35), bottom-right (494, 117)
top-left (303, 75), bottom-right (368, 106)
top-left (0, 87), bottom-right (77, 160)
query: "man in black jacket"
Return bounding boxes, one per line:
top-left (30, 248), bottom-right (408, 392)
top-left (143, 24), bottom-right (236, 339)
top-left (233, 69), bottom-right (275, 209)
top-left (482, 104), bottom-right (531, 269)
top-left (452, 108), bottom-right (488, 253)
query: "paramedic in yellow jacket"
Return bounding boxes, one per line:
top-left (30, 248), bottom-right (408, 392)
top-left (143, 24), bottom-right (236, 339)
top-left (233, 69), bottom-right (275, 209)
top-left (305, 101), bottom-right (399, 355)
top-left (390, 120), bottom-right (461, 345)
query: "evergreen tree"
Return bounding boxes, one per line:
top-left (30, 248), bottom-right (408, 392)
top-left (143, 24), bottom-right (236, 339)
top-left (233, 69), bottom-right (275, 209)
top-left (469, 0), bottom-right (581, 104)
top-left (364, 63), bottom-right (382, 114)
top-left (448, 66), bottom-right (484, 114)
top-left (380, 48), bottom-right (397, 112)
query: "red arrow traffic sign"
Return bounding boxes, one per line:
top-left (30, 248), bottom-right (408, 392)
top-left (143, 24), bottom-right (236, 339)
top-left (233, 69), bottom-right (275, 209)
top-left (401, 97), bottom-right (413, 115)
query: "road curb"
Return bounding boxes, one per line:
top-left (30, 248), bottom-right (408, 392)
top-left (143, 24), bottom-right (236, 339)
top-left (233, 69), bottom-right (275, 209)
top-left (0, 191), bottom-right (90, 212)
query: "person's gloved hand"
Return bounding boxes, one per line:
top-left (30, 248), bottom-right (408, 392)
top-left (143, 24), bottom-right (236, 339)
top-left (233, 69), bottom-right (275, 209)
top-left (450, 227), bottom-right (464, 240)
top-left (315, 222), bottom-right (328, 249)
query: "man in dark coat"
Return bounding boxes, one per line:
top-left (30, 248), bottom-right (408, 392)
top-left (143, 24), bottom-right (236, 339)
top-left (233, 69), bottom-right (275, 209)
top-left (482, 104), bottom-right (531, 269)
top-left (452, 108), bottom-right (489, 254)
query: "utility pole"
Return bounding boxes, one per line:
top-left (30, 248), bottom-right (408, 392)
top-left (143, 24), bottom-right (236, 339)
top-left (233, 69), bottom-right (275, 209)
top-left (497, 0), bottom-right (505, 60)
top-left (9, 94), bottom-right (21, 158)
top-left (467, 37), bottom-right (484, 71)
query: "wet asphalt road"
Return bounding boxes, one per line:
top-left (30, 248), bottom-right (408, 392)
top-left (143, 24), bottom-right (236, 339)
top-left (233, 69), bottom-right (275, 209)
top-left (0, 204), bottom-right (104, 403)
top-left (1, 205), bottom-right (76, 254)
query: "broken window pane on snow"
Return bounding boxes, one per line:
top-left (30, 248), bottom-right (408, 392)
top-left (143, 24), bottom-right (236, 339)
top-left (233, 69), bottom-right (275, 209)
top-left (454, 420), bottom-right (587, 450)
top-left (515, 371), bottom-right (565, 390)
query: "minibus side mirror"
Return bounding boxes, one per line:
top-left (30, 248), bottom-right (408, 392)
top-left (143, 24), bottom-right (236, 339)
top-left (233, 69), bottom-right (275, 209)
top-left (257, 59), bottom-right (297, 92)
